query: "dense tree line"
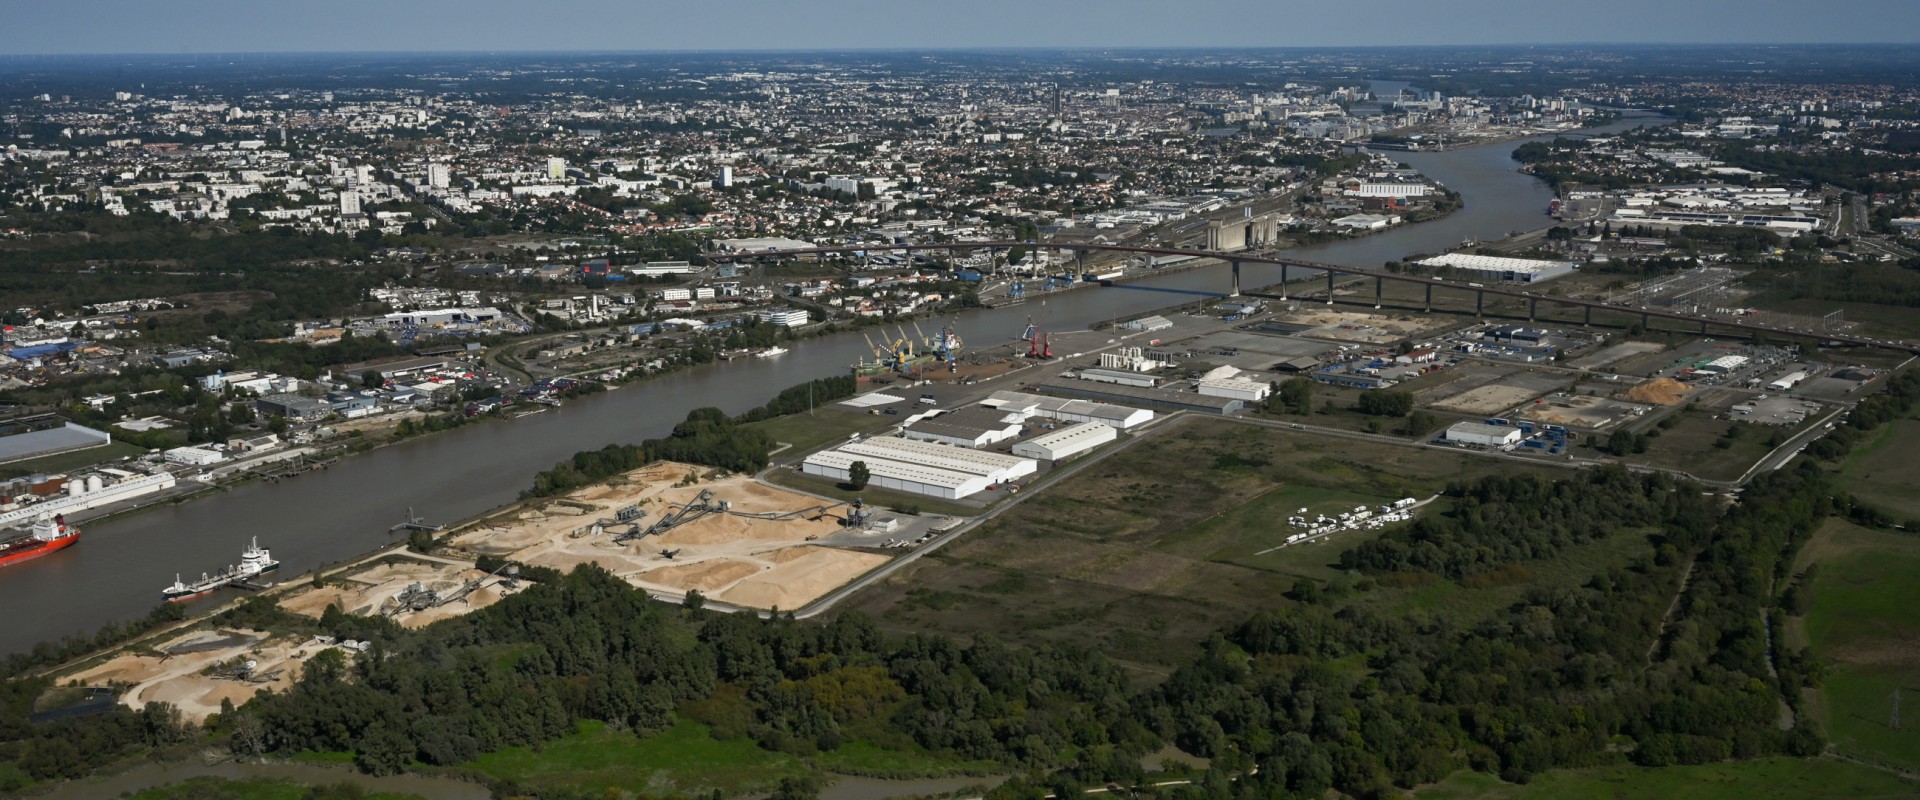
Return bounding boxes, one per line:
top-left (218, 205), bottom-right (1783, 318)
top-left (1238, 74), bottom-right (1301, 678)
top-left (1338, 468), bottom-right (1705, 579)
top-left (524, 407), bottom-right (774, 498)
top-left (223, 564), bottom-right (1138, 790)
top-left (524, 376), bottom-right (858, 497)
top-left (1146, 463), bottom-right (1830, 798)
top-left (735, 375), bottom-right (857, 423)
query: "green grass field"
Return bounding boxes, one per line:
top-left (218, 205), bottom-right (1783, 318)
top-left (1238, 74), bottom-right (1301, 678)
top-left (833, 417), bottom-right (1569, 676)
top-left (1416, 758), bottom-right (1918, 800)
top-left (1794, 519), bottom-right (1920, 773)
top-left (744, 408), bottom-right (891, 461)
top-left (1839, 417), bottom-right (1920, 520)
top-left (0, 440), bottom-right (147, 480)
top-left (468, 717), bottom-right (809, 797)
top-left (1624, 407), bottom-right (1783, 482)
top-left (128, 776), bottom-right (424, 800)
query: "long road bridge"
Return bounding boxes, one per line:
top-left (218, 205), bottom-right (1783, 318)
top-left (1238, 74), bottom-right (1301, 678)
top-left (710, 241), bottom-right (1919, 354)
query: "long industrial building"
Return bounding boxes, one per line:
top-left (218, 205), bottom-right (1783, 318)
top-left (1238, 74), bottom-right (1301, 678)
top-left (1012, 422), bottom-right (1116, 461)
top-left (1416, 253), bottom-right (1577, 284)
top-left (980, 390), bottom-right (1156, 429)
top-left (1037, 380), bottom-right (1243, 414)
top-left (0, 471), bottom-right (178, 529)
top-left (801, 435), bottom-right (1037, 499)
top-left (838, 437), bottom-right (1036, 483)
top-left (902, 407), bottom-right (1024, 448)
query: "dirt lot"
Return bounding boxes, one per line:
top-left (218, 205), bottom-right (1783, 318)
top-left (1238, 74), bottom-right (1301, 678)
top-left (1421, 366), bottom-right (1567, 415)
top-left (1569, 341), bottom-right (1665, 370)
top-left (67, 628), bottom-right (343, 722)
top-left (1270, 309), bottom-right (1440, 344)
top-left (447, 462), bottom-right (889, 610)
top-left (1517, 393), bottom-right (1652, 429)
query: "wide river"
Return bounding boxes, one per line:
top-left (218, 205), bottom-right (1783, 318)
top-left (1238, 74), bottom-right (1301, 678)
top-left (0, 111), bottom-right (1666, 656)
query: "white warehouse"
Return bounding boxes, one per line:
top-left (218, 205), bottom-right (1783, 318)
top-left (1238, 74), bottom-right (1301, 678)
top-left (800, 435), bottom-right (1038, 499)
top-left (801, 451), bottom-right (990, 499)
top-left (979, 391), bottom-right (1155, 429)
top-left (1197, 378), bottom-right (1271, 403)
top-left (1012, 422), bottom-right (1116, 461)
top-left (837, 436), bottom-right (1036, 484)
top-left (1444, 421), bottom-right (1524, 448)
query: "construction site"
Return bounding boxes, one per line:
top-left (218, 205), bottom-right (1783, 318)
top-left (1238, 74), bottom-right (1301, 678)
top-left (444, 463), bottom-right (908, 610)
top-left (65, 628), bottom-right (353, 723)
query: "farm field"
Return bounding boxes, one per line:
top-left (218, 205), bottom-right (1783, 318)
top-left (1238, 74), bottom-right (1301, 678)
top-left (1791, 518), bottom-right (1920, 773)
top-left (1839, 416), bottom-right (1920, 520)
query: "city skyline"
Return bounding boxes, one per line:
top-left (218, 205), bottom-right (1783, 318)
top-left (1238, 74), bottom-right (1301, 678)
top-left (3, 0), bottom-right (1918, 55)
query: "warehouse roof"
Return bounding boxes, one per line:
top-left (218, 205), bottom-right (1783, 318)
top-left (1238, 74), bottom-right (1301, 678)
top-left (1037, 381), bottom-right (1242, 413)
top-left (840, 437), bottom-right (1031, 477)
top-left (1446, 421), bottom-right (1521, 439)
top-left (980, 390), bottom-right (1153, 424)
top-left (802, 450), bottom-right (977, 490)
top-left (903, 407), bottom-right (1019, 442)
top-left (1416, 253), bottom-right (1574, 275)
top-left (1022, 422), bottom-right (1114, 451)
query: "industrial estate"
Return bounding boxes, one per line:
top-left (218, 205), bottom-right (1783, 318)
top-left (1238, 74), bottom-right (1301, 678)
top-left (2, 36), bottom-right (1920, 800)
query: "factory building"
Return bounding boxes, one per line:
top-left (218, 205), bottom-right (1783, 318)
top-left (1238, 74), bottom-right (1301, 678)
top-left (0, 471), bottom-right (178, 528)
top-left (1769, 371), bottom-right (1810, 391)
top-left (0, 417), bottom-right (112, 464)
top-left (1416, 253), bottom-right (1577, 284)
top-left (837, 436), bottom-right (1036, 484)
top-left (979, 391), bottom-right (1156, 429)
top-left (1038, 381), bottom-right (1244, 414)
top-left (902, 407), bottom-right (1024, 448)
top-left (1012, 422), bottom-right (1116, 462)
top-left (1120, 315), bottom-right (1174, 333)
top-left (1444, 421), bottom-right (1524, 448)
top-left (1197, 378), bottom-right (1272, 403)
top-left (1072, 368), bottom-right (1160, 388)
top-left (801, 451), bottom-right (989, 499)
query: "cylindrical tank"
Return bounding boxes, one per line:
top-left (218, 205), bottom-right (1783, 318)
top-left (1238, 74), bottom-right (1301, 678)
top-left (86, 475), bottom-right (104, 493)
top-left (67, 481), bottom-right (83, 497)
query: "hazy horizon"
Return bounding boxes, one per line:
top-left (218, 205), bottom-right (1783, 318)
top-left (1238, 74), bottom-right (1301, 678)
top-left (5, 0), bottom-right (1916, 56)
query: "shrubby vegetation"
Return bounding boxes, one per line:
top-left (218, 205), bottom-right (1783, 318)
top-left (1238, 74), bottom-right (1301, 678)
top-left (524, 407), bottom-right (775, 497)
top-left (522, 376), bottom-right (858, 498)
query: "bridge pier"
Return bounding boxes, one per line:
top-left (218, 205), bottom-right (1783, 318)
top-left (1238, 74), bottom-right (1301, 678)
top-left (1229, 260), bottom-right (1242, 297)
top-left (1701, 319), bottom-right (1709, 335)
top-left (1584, 304), bottom-right (1592, 326)
top-left (1424, 283), bottom-right (1432, 312)
top-left (1279, 263), bottom-right (1289, 299)
top-left (1642, 312), bottom-right (1651, 330)
top-left (1374, 275), bottom-right (1383, 309)
top-left (1475, 290), bottom-right (1484, 316)
top-left (1528, 297), bottom-right (1537, 322)
top-left (1325, 270), bottom-right (1334, 304)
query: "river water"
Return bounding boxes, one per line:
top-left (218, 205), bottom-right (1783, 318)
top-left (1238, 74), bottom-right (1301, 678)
top-left (0, 110), bottom-right (1667, 657)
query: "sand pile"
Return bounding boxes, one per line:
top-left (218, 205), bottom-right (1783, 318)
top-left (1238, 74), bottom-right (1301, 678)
top-left (1624, 378), bottom-right (1690, 406)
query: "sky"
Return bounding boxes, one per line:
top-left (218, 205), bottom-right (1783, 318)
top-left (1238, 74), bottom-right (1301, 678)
top-left (2, 0), bottom-right (1917, 55)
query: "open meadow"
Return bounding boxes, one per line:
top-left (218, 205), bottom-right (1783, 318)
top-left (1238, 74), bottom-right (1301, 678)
top-left (834, 417), bottom-right (1583, 676)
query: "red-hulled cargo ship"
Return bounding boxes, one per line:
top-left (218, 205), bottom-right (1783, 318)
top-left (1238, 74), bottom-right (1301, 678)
top-left (0, 516), bottom-right (80, 568)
